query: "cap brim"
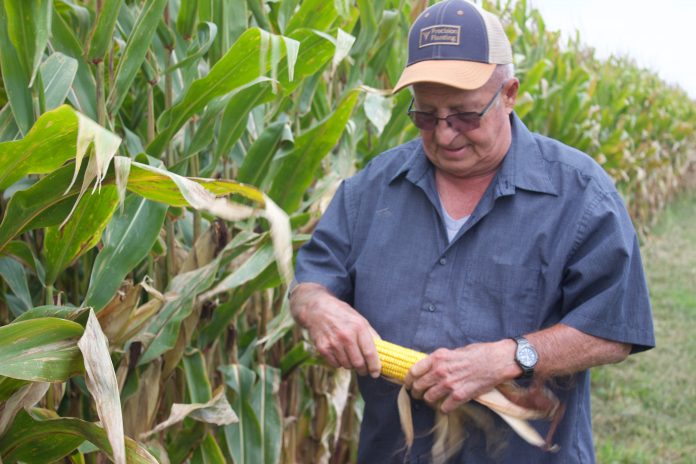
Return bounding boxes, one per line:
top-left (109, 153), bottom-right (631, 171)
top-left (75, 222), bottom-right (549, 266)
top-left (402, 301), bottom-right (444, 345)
top-left (392, 60), bottom-right (496, 93)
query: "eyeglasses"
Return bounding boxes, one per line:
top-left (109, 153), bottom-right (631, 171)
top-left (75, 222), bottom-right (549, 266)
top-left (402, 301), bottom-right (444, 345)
top-left (407, 84), bottom-right (505, 132)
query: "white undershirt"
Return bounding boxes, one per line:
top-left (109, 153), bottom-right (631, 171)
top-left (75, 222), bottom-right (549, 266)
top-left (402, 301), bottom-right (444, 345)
top-left (441, 206), bottom-right (470, 242)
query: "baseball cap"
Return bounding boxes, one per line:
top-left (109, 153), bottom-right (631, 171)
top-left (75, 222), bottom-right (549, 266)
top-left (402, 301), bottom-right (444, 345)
top-left (393, 0), bottom-right (512, 93)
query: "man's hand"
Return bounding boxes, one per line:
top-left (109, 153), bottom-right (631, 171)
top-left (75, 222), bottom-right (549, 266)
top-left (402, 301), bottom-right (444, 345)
top-left (403, 340), bottom-right (519, 414)
top-left (290, 282), bottom-right (381, 378)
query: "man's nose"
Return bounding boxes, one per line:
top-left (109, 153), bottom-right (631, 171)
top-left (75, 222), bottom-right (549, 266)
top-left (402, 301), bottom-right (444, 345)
top-left (433, 118), bottom-right (459, 145)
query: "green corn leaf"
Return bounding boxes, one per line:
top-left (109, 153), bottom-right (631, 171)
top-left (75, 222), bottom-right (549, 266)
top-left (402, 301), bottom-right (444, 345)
top-left (83, 194), bottom-right (167, 311)
top-left (279, 341), bottom-right (316, 376)
top-left (213, 78), bottom-right (276, 168)
top-left (0, 376), bottom-right (29, 402)
top-left (107, 0), bottom-right (169, 115)
top-left (0, 257), bottom-right (32, 316)
top-left (0, 317), bottom-right (84, 382)
top-left (201, 239), bottom-right (275, 301)
top-left (0, 5), bottom-right (34, 135)
top-left (50, 8), bottom-right (98, 119)
top-left (197, 433), bottom-right (227, 464)
top-left (0, 164), bottom-right (82, 254)
top-left (164, 21), bottom-right (217, 75)
top-left (39, 52), bottom-right (78, 111)
top-left (43, 185), bottom-right (120, 286)
top-left (137, 260), bottom-right (221, 366)
top-left (237, 121), bottom-right (287, 187)
top-left (186, 93), bottom-right (231, 158)
top-left (0, 103), bottom-right (21, 142)
top-left (0, 408), bottom-right (158, 463)
top-left (285, 0), bottom-right (338, 34)
top-left (3, 0), bottom-right (51, 87)
top-left (0, 240), bottom-right (44, 281)
top-left (0, 105), bottom-right (78, 190)
top-left (13, 305), bottom-right (89, 324)
top-left (220, 364), bottom-right (263, 464)
top-left (126, 159), bottom-right (264, 207)
top-left (251, 365), bottom-right (282, 464)
top-left (86, 0), bottom-right (124, 63)
top-left (176, 0), bottom-right (199, 39)
top-left (183, 349), bottom-right (213, 403)
top-left (269, 88), bottom-right (361, 212)
top-left (148, 28), bottom-right (293, 157)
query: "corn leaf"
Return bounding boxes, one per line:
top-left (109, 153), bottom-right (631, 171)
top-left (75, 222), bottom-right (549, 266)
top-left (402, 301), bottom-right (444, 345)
top-left (0, 408), bottom-right (158, 464)
top-left (107, 0), bottom-right (168, 114)
top-left (39, 52), bottom-right (78, 111)
top-left (3, 0), bottom-right (51, 86)
top-left (237, 121), bottom-right (287, 187)
top-left (0, 257), bottom-right (32, 316)
top-left (251, 365), bottom-right (283, 464)
top-left (0, 164), bottom-right (81, 253)
top-left (0, 377), bottom-right (29, 402)
top-left (0, 103), bottom-right (21, 142)
top-left (147, 28), bottom-right (292, 157)
top-left (141, 388), bottom-right (238, 440)
top-left (49, 8), bottom-right (97, 119)
top-left (86, 0), bottom-right (124, 63)
top-left (0, 318), bottom-right (84, 382)
top-left (77, 310), bottom-right (126, 464)
top-left (0, 105), bottom-right (78, 190)
top-left (0, 381), bottom-right (50, 437)
top-left (220, 364), bottom-right (263, 464)
top-left (137, 260), bottom-right (221, 366)
top-left (0, 5), bottom-right (33, 135)
top-left (269, 88), bottom-right (360, 212)
top-left (83, 194), bottom-right (168, 311)
top-left (43, 185), bottom-right (120, 286)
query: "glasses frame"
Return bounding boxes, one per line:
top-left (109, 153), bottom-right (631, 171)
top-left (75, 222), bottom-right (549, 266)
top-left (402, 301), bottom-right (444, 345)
top-left (407, 83), bottom-right (506, 132)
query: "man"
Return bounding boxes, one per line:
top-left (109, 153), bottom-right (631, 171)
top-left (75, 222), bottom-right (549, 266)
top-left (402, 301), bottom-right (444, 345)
top-left (290, 0), bottom-right (655, 462)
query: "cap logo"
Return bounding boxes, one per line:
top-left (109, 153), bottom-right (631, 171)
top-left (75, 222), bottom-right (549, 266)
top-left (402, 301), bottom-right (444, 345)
top-left (419, 24), bottom-right (461, 48)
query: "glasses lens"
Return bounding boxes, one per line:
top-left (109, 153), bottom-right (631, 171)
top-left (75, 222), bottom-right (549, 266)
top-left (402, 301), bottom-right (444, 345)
top-left (409, 112), bottom-right (437, 130)
top-left (450, 113), bottom-right (481, 132)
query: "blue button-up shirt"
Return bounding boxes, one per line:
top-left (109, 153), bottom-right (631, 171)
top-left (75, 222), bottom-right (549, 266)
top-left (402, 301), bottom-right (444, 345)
top-left (295, 113), bottom-right (655, 463)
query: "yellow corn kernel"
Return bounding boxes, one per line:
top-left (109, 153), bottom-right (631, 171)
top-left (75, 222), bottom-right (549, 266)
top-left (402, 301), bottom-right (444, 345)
top-left (374, 338), bottom-right (427, 383)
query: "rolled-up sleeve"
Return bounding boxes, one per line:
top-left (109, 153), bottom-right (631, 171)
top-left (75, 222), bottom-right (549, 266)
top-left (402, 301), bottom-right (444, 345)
top-left (294, 181), bottom-right (354, 302)
top-left (560, 189), bottom-right (655, 353)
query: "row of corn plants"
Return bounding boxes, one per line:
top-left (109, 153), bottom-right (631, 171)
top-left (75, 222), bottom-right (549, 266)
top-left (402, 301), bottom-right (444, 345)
top-left (0, 0), bottom-right (694, 463)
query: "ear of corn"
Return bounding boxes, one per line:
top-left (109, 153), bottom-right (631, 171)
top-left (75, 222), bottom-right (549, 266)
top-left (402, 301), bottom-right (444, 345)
top-left (374, 338), bottom-right (427, 382)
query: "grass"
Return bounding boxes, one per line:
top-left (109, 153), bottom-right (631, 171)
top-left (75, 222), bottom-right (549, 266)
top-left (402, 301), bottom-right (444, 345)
top-left (592, 190), bottom-right (696, 463)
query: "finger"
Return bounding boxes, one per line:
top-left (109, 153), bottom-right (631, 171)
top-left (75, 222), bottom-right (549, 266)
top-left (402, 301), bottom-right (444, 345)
top-left (357, 329), bottom-right (381, 378)
top-left (440, 394), bottom-right (465, 414)
top-left (345, 338), bottom-right (368, 376)
top-left (330, 343), bottom-right (353, 370)
top-left (423, 382), bottom-right (448, 405)
top-left (404, 356), bottom-right (432, 388)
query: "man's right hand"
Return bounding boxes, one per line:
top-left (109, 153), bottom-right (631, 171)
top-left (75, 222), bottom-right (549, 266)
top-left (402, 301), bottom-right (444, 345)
top-left (289, 282), bottom-right (381, 378)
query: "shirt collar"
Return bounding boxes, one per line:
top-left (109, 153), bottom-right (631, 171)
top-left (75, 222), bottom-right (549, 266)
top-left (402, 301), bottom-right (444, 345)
top-left (495, 112), bottom-right (557, 196)
top-left (389, 113), bottom-right (557, 197)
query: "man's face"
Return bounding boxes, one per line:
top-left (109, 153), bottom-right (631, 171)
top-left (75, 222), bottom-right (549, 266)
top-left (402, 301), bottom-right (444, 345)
top-left (412, 78), bottom-right (518, 179)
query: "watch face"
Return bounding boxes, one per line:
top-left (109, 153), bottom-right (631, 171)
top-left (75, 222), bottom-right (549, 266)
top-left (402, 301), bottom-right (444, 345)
top-left (518, 346), bottom-right (538, 367)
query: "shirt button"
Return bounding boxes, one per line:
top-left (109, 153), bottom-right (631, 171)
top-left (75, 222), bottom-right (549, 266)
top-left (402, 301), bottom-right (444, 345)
top-left (427, 304), bottom-right (435, 312)
top-left (439, 257), bottom-right (447, 265)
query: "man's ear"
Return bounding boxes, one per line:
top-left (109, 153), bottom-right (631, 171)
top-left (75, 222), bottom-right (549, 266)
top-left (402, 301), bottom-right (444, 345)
top-left (503, 78), bottom-right (520, 114)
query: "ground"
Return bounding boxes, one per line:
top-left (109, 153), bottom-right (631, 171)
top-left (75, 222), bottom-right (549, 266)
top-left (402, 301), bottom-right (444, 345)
top-left (592, 191), bottom-right (696, 463)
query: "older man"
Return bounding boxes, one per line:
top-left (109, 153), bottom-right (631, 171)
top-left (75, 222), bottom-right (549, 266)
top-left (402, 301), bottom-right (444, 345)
top-left (290, 0), bottom-right (655, 462)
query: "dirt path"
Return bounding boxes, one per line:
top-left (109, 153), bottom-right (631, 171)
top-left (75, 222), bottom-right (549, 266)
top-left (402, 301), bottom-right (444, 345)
top-left (591, 192), bottom-right (696, 463)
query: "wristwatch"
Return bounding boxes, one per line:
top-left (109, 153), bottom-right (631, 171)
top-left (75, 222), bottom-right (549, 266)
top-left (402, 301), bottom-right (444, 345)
top-left (512, 336), bottom-right (538, 378)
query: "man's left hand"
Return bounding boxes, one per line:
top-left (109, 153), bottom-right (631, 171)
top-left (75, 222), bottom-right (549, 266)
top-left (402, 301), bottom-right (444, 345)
top-left (404, 339), bottom-right (519, 414)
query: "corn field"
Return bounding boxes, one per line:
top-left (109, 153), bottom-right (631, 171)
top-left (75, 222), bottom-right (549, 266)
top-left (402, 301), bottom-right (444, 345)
top-left (0, 0), bottom-right (693, 463)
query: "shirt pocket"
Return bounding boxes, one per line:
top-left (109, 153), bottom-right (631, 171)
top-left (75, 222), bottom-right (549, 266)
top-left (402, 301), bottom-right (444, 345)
top-left (456, 262), bottom-right (541, 341)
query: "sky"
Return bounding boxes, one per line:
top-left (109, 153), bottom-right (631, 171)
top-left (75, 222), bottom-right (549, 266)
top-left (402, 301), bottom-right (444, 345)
top-left (526, 0), bottom-right (696, 99)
